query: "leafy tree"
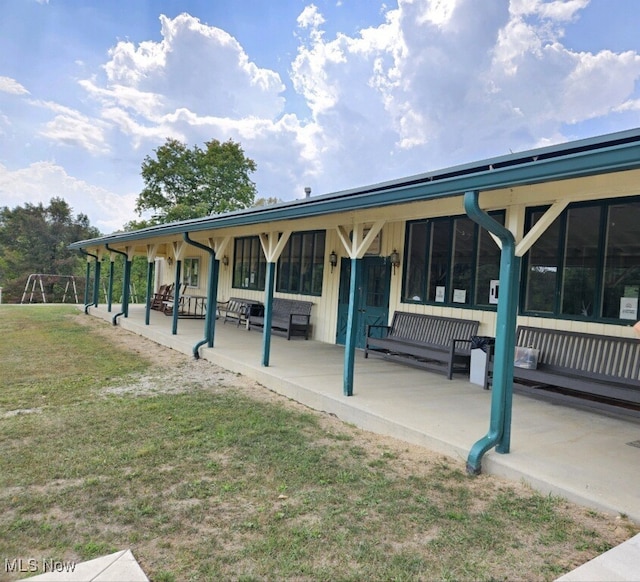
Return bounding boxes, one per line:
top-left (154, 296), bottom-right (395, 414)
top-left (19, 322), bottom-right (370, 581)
top-left (134, 138), bottom-right (257, 225)
top-left (253, 196), bottom-right (283, 207)
top-left (0, 198), bottom-right (101, 303)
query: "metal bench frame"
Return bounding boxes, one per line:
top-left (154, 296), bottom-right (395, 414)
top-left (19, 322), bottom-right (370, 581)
top-left (364, 311), bottom-right (480, 379)
top-left (249, 298), bottom-right (313, 340)
top-left (485, 326), bottom-right (640, 406)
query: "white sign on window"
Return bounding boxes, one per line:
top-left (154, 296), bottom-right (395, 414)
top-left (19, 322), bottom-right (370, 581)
top-left (620, 297), bottom-right (638, 320)
top-left (435, 286), bottom-right (445, 302)
top-left (453, 289), bottom-right (467, 303)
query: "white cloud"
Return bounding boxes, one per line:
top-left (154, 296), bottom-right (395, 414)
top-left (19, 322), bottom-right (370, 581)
top-left (16, 0), bottom-right (637, 231)
top-left (28, 100), bottom-right (110, 154)
top-left (0, 162), bottom-right (136, 232)
top-left (94, 13), bottom-right (286, 126)
top-left (0, 76), bottom-right (30, 95)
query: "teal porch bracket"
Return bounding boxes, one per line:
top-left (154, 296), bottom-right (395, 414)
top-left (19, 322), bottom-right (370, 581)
top-left (183, 232), bottom-right (219, 358)
top-left (261, 262), bottom-right (276, 367)
top-left (106, 244), bottom-right (131, 326)
top-left (171, 260), bottom-right (182, 335)
top-left (144, 260), bottom-right (154, 325)
top-left (464, 191), bottom-right (520, 475)
top-left (343, 257), bottom-right (362, 396)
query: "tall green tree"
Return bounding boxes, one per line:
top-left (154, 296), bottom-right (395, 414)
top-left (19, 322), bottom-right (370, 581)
top-left (0, 198), bottom-right (100, 303)
top-left (133, 138), bottom-right (257, 225)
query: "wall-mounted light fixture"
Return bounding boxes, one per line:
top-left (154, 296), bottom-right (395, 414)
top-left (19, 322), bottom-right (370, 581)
top-left (166, 256), bottom-right (173, 266)
top-left (390, 249), bottom-right (400, 275)
top-left (329, 250), bottom-right (338, 273)
top-left (222, 255), bottom-right (229, 267)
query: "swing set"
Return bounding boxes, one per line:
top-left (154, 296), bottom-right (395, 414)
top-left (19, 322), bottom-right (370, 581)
top-left (20, 274), bottom-right (81, 304)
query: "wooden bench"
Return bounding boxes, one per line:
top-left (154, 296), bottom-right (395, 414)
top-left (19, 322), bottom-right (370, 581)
top-left (364, 311), bottom-right (480, 379)
top-left (484, 326), bottom-right (640, 408)
top-left (248, 298), bottom-right (313, 340)
top-left (217, 297), bottom-right (263, 328)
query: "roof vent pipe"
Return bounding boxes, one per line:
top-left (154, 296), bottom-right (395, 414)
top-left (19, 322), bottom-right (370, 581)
top-left (304, 186), bottom-right (311, 198)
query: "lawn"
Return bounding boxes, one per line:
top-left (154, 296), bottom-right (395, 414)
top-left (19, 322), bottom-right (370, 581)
top-left (0, 306), bottom-right (637, 581)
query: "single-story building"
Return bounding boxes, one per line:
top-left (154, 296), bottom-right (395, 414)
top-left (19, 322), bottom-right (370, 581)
top-left (70, 128), bottom-right (640, 473)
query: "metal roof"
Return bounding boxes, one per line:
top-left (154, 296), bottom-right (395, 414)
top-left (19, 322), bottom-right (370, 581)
top-left (69, 127), bottom-right (640, 249)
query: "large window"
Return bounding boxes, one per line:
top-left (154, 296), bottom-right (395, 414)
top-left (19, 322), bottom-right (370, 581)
top-left (182, 258), bottom-right (200, 287)
top-left (403, 213), bottom-right (504, 307)
top-left (232, 236), bottom-right (266, 291)
top-left (523, 197), bottom-right (640, 322)
top-left (277, 231), bottom-right (326, 296)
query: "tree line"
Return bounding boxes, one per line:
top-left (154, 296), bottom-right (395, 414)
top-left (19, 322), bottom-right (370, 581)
top-left (0, 138), bottom-right (275, 304)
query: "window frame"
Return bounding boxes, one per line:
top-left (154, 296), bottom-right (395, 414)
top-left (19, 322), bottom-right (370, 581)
top-left (182, 257), bottom-right (200, 288)
top-left (277, 230), bottom-right (326, 296)
top-left (521, 196), bottom-right (640, 324)
top-left (232, 236), bottom-right (267, 291)
top-left (402, 211), bottom-right (504, 309)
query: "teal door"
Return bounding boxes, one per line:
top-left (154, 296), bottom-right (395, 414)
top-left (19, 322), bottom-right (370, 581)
top-left (336, 256), bottom-right (391, 349)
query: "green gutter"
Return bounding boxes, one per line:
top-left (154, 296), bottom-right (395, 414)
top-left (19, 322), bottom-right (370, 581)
top-left (464, 191), bottom-right (521, 474)
top-left (69, 132), bottom-right (640, 250)
top-left (79, 250), bottom-right (99, 314)
top-left (183, 232), bottom-right (219, 359)
top-left (106, 244), bottom-right (131, 326)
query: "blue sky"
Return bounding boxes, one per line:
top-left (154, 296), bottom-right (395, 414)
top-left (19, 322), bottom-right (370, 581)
top-left (1, 0), bottom-right (640, 232)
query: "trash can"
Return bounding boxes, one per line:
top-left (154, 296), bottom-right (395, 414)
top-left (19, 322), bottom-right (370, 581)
top-left (470, 336), bottom-right (495, 386)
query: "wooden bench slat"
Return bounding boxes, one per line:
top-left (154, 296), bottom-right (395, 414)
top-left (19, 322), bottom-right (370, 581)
top-left (248, 298), bottom-right (313, 340)
top-left (365, 311), bottom-right (479, 379)
top-left (486, 326), bottom-right (640, 408)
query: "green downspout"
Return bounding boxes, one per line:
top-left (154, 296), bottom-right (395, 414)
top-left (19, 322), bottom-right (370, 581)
top-left (261, 262), bottom-right (276, 366)
top-left (343, 257), bottom-right (362, 396)
top-left (464, 191), bottom-right (520, 474)
top-left (183, 233), bottom-right (219, 359)
top-left (106, 244), bottom-right (131, 326)
top-left (144, 259), bottom-right (154, 325)
top-left (107, 258), bottom-right (114, 313)
top-left (80, 250), bottom-right (98, 314)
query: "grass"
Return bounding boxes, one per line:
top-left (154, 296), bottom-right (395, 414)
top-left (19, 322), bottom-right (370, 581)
top-left (0, 305), bottom-right (637, 581)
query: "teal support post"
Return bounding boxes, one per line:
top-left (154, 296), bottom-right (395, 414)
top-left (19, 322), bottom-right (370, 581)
top-left (107, 260), bottom-right (114, 313)
top-left (261, 262), bottom-right (276, 367)
top-left (83, 260), bottom-right (91, 306)
top-left (202, 257), bottom-right (219, 350)
top-left (172, 260), bottom-right (182, 335)
top-left (92, 259), bottom-right (101, 307)
top-left (144, 260), bottom-right (154, 325)
top-left (464, 191), bottom-right (520, 474)
top-left (343, 257), bottom-right (362, 396)
top-left (122, 258), bottom-right (132, 318)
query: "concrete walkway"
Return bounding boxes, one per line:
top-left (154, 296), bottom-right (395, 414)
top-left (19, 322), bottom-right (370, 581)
top-left (89, 305), bottom-right (640, 580)
top-left (27, 550), bottom-right (148, 581)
